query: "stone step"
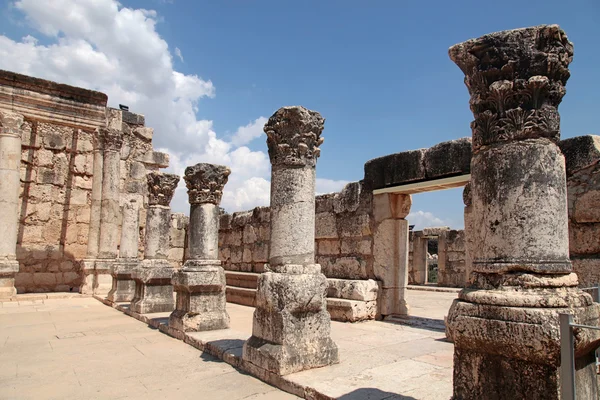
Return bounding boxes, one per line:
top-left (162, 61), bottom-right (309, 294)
top-left (226, 286), bottom-right (256, 307)
top-left (326, 298), bottom-right (376, 322)
top-left (225, 271), bottom-right (260, 289)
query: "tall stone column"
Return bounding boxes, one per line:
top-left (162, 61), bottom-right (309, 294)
top-left (446, 25), bottom-right (600, 399)
top-left (81, 132), bottom-right (104, 294)
top-left (243, 106), bottom-right (338, 376)
top-left (107, 198), bottom-right (140, 303)
top-left (170, 163), bottom-right (230, 332)
top-left (94, 128), bottom-right (123, 295)
top-left (0, 111), bottom-right (23, 299)
top-left (130, 172), bottom-right (179, 314)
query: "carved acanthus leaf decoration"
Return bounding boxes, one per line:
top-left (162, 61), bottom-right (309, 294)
top-left (184, 163), bottom-right (231, 205)
top-left (147, 172), bottom-right (180, 206)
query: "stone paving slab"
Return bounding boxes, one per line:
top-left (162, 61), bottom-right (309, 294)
top-left (0, 297), bottom-right (297, 400)
top-left (97, 290), bottom-right (457, 399)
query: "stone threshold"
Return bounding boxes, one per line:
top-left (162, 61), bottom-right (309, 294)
top-left (407, 285), bottom-right (461, 293)
top-left (0, 292), bottom-right (89, 303)
top-left (94, 295), bottom-right (336, 400)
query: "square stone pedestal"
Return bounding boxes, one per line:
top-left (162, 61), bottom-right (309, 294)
top-left (447, 288), bottom-right (600, 400)
top-left (131, 260), bottom-right (175, 314)
top-left (170, 261), bottom-right (229, 332)
top-left (94, 260), bottom-right (114, 296)
top-left (107, 260), bottom-right (138, 303)
top-left (0, 259), bottom-right (19, 299)
top-left (243, 267), bottom-right (339, 375)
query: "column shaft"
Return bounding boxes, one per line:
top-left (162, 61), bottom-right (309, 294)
top-left (108, 199), bottom-right (139, 303)
top-left (0, 111), bottom-right (23, 298)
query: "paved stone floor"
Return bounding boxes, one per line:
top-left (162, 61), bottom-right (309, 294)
top-left (0, 297), bottom-right (297, 400)
top-left (0, 289), bottom-right (458, 400)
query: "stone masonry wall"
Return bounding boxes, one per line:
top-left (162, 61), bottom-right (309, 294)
top-left (168, 213), bottom-right (189, 269)
top-left (15, 109), bottom-right (167, 293)
top-left (437, 229), bottom-right (467, 287)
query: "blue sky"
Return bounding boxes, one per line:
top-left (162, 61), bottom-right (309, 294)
top-left (1, 0), bottom-right (598, 228)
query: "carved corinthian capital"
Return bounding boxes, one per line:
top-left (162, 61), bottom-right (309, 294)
top-left (98, 128), bottom-right (123, 152)
top-left (184, 163), bottom-right (230, 205)
top-left (449, 24), bottom-right (573, 151)
top-left (147, 172), bottom-right (180, 206)
top-left (264, 106), bottom-right (325, 167)
top-left (0, 111), bottom-right (24, 136)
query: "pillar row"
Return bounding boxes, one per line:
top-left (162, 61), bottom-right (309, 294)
top-left (446, 25), bottom-right (600, 399)
top-left (170, 163), bottom-right (231, 332)
top-left (242, 106), bottom-right (339, 375)
top-left (130, 172), bottom-right (179, 314)
top-left (0, 111), bottom-right (24, 299)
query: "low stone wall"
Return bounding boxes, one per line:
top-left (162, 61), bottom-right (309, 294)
top-left (561, 136), bottom-right (600, 287)
top-left (438, 230), bottom-right (466, 287)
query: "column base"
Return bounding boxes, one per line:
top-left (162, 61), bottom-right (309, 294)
top-left (107, 259), bottom-right (138, 303)
top-left (94, 259), bottom-right (114, 296)
top-left (169, 261), bottom-right (229, 332)
top-left (242, 266), bottom-right (339, 375)
top-left (130, 259), bottom-right (174, 314)
top-left (0, 259), bottom-right (19, 299)
top-left (447, 286), bottom-right (600, 400)
top-left (79, 259), bottom-right (96, 295)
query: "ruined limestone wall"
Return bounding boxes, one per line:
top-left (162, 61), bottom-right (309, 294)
top-left (0, 70), bottom-right (169, 293)
top-left (437, 230), bottom-right (466, 287)
top-left (218, 181), bottom-right (376, 280)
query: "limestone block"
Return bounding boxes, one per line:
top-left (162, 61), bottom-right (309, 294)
top-left (255, 271), bottom-right (328, 315)
top-left (69, 189), bottom-right (89, 205)
top-left (257, 225), bottom-right (270, 241)
top-left (220, 213), bottom-right (232, 230)
top-left (338, 214), bottom-right (371, 238)
top-left (76, 207), bottom-right (91, 223)
top-left (232, 210), bottom-right (253, 228)
top-left (326, 298), bottom-right (377, 322)
top-left (33, 272), bottom-right (56, 287)
top-left (364, 148), bottom-right (426, 190)
top-left (319, 256), bottom-right (368, 279)
top-left (20, 122), bottom-right (40, 148)
top-left (133, 127), bottom-right (153, 141)
top-left (62, 271), bottom-right (81, 285)
top-left (559, 135), bottom-right (600, 176)
top-left (223, 231), bottom-right (242, 247)
top-left (574, 191), bottom-right (600, 223)
top-left (60, 261), bottom-right (74, 271)
top-left (373, 193), bottom-right (412, 222)
top-left (28, 184), bottom-right (52, 202)
top-left (340, 238), bottom-right (372, 255)
top-left (15, 272), bottom-right (33, 288)
top-left (231, 247), bottom-right (243, 263)
top-left (129, 161), bottom-right (146, 179)
top-left (37, 149), bottom-right (54, 166)
top-left (252, 206), bottom-right (270, 223)
top-left (252, 242), bottom-right (268, 263)
top-left (569, 223), bottom-right (600, 255)
top-left (572, 258), bottom-right (600, 288)
top-left (422, 226), bottom-right (450, 236)
top-left (243, 225), bottom-right (257, 244)
top-left (423, 137), bottom-right (472, 179)
top-left (64, 243), bottom-right (87, 259)
top-left (327, 278), bottom-right (378, 301)
top-left (315, 212), bottom-right (337, 239)
top-left (138, 151), bottom-right (169, 168)
top-left (317, 240), bottom-right (340, 256)
top-left (333, 181), bottom-right (362, 214)
top-left (20, 165), bottom-right (36, 183)
top-left (315, 193), bottom-right (335, 213)
top-left (43, 131), bottom-right (66, 151)
top-left (168, 247), bottom-right (184, 263)
top-left (122, 110), bottom-right (145, 126)
top-left (74, 175), bottom-right (93, 190)
top-left (243, 247), bottom-right (252, 263)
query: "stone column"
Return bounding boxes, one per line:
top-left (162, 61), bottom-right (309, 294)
top-left (0, 111), bottom-right (23, 299)
top-left (94, 128), bottom-right (123, 295)
top-left (80, 132), bottom-right (104, 294)
top-left (412, 233), bottom-right (428, 284)
top-left (372, 193), bottom-right (411, 317)
top-left (462, 182), bottom-right (474, 285)
top-left (107, 198), bottom-right (140, 303)
top-left (243, 106), bottom-right (338, 376)
top-left (446, 25), bottom-right (600, 399)
top-left (130, 172), bottom-right (180, 314)
top-left (170, 163), bottom-right (231, 332)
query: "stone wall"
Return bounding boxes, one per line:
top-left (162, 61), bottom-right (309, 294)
top-left (168, 213), bottom-right (189, 269)
top-left (0, 70), bottom-right (168, 293)
top-left (560, 135), bottom-right (600, 287)
top-left (437, 230), bottom-right (466, 287)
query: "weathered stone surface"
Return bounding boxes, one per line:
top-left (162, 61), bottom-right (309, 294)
top-left (573, 190), bottom-right (600, 223)
top-left (423, 137), bottom-right (471, 179)
top-left (138, 151), bottom-right (169, 168)
top-left (559, 135), bottom-right (600, 176)
top-left (337, 214), bottom-right (371, 238)
top-left (315, 212), bottom-right (337, 239)
top-left (184, 163), bottom-right (230, 205)
top-left (319, 256), bottom-right (368, 280)
top-left (326, 298), bottom-right (376, 322)
top-left (147, 172), bottom-right (179, 207)
top-left (333, 181), bottom-right (361, 214)
top-left (372, 193), bottom-right (411, 222)
top-left (569, 223), bottom-right (600, 255)
top-left (131, 260), bottom-right (175, 314)
top-left (364, 149), bottom-right (426, 190)
top-left (327, 278), bottom-right (378, 301)
top-left (122, 110), bottom-right (145, 126)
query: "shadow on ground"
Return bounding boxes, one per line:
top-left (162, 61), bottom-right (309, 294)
top-left (339, 388), bottom-right (417, 399)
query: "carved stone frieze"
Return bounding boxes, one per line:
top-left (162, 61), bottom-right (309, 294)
top-left (264, 106), bottom-right (325, 167)
top-left (449, 25), bottom-right (573, 150)
top-left (147, 172), bottom-right (180, 206)
top-left (184, 163), bottom-right (230, 205)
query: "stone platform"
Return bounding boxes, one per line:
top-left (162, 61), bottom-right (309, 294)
top-left (97, 289), bottom-right (457, 399)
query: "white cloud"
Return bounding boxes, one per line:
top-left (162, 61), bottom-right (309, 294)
top-left (174, 47), bottom-right (183, 62)
top-left (1, 0), bottom-right (348, 215)
top-left (406, 210), bottom-right (448, 230)
top-left (316, 178), bottom-right (350, 195)
top-left (230, 117), bottom-right (268, 147)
